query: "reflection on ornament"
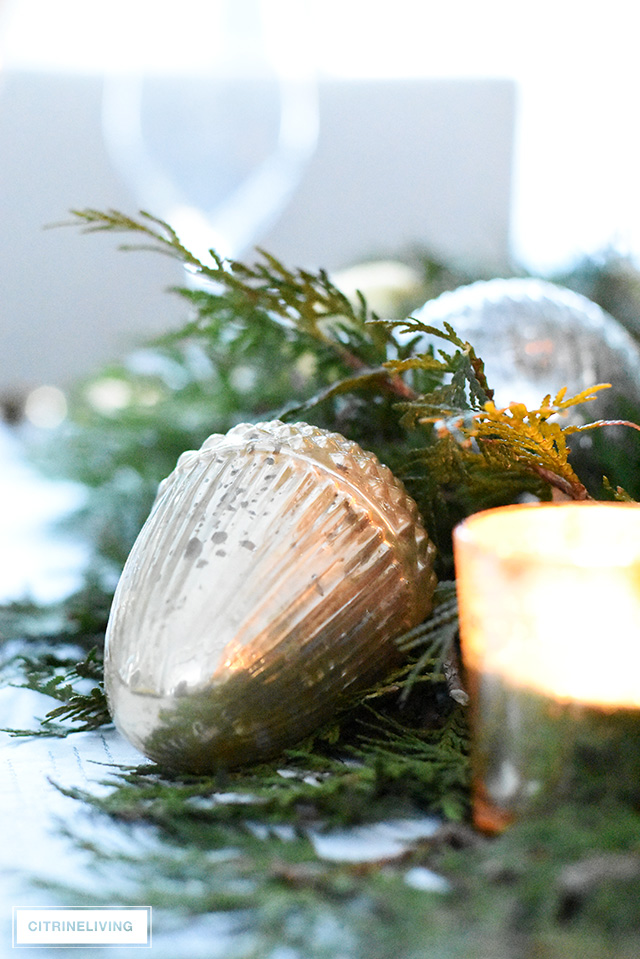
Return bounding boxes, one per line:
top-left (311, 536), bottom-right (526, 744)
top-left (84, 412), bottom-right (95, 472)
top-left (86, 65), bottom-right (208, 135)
top-left (414, 278), bottom-right (640, 420)
top-left (105, 420), bottom-right (436, 772)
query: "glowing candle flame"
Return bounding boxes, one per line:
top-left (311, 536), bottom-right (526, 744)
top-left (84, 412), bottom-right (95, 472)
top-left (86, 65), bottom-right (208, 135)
top-left (454, 503), bottom-right (640, 710)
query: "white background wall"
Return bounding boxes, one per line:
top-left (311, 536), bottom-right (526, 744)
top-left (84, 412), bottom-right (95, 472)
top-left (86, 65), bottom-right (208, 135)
top-left (0, 71), bottom-right (514, 392)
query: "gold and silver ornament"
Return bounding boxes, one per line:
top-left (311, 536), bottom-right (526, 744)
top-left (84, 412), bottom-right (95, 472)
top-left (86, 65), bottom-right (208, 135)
top-left (104, 420), bottom-right (437, 772)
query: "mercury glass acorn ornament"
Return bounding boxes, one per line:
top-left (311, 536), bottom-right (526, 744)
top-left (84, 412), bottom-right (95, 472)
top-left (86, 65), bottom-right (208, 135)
top-left (105, 420), bottom-right (436, 772)
top-left (413, 277), bottom-right (640, 420)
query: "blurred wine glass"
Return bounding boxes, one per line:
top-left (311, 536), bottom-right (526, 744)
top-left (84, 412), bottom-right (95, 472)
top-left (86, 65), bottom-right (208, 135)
top-left (102, 0), bottom-right (318, 266)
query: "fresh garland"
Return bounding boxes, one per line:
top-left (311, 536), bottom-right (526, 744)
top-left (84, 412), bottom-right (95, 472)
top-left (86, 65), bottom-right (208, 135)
top-left (3, 211), bottom-right (640, 956)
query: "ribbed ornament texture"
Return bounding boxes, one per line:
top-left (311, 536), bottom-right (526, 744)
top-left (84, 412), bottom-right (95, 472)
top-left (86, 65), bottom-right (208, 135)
top-left (105, 421), bottom-right (436, 771)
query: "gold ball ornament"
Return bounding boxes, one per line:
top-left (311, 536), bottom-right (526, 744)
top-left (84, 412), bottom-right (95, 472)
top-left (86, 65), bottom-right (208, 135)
top-left (104, 421), bottom-right (437, 772)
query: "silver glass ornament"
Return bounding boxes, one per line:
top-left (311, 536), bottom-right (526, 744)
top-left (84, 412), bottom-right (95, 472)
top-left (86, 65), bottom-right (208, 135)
top-left (413, 277), bottom-right (640, 420)
top-left (104, 420), bottom-right (436, 772)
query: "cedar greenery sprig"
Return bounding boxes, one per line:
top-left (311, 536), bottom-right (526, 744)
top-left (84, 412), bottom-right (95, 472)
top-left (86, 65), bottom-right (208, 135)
top-left (68, 207), bottom-right (368, 330)
top-left (3, 647), bottom-right (109, 736)
top-left (68, 208), bottom-right (405, 388)
top-left (397, 581), bottom-right (460, 701)
top-left (54, 702), bottom-right (469, 830)
top-left (14, 210), bottom-right (636, 741)
top-left (65, 208), bottom-right (624, 503)
top-left (380, 315), bottom-right (494, 412)
top-left (69, 210), bottom-right (620, 525)
top-left (4, 218), bottom-right (640, 957)
top-left (466, 385), bottom-right (613, 501)
top-left (64, 208), bottom-right (210, 273)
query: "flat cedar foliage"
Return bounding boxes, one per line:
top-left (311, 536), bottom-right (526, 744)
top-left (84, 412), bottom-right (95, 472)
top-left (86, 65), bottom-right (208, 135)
top-left (3, 210), bottom-right (640, 957)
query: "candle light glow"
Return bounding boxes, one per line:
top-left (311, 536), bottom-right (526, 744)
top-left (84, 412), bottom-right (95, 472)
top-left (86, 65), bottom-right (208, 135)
top-left (453, 502), bottom-right (640, 830)
top-left (455, 503), bottom-right (640, 709)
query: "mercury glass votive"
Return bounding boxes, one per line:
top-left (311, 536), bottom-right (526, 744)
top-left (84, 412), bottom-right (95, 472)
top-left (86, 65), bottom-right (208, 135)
top-left (453, 502), bottom-right (640, 833)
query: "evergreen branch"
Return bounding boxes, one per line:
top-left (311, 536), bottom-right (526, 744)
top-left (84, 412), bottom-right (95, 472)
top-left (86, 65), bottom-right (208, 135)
top-left (4, 224), bottom-right (640, 955)
top-left (65, 209), bottom-right (366, 334)
top-left (53, 700), bottom-right (469, 832)
top-left (567, 417), bottom-right (640, 436)
top-left (382, 355), bottom-right (450, 376)
top-left (281, 367), bottom-right (416, 421)
top-left (64, 208), bottom-right (214, 275)
top-left (397, 583), bottom-right (458, 659)
top-left (396, 582), bottom-right (462, 704)
top-left (65, 209), bottom-right (401, 383)
top-left (603, 477), bottom-right (637, 501)
top-left (3, 648), bottom-right (109, 737)
top-left (377, 317), bottom-right (494, 405)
